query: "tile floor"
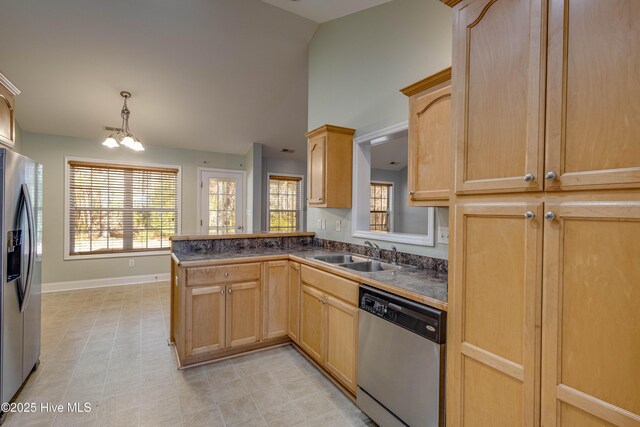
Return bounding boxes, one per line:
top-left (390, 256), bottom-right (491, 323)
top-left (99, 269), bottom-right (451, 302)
top-left (4, 282), bottom-right (374, 427)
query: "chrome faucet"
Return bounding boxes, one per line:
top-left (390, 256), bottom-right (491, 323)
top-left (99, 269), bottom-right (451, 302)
top-left (364, 241), bottom-right (381, 260)
top-left (390, 246), bottom-right (398, 265)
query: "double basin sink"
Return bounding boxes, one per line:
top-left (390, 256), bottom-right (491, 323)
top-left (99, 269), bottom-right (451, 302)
top-left (312, 254), bottom-right (403, 272)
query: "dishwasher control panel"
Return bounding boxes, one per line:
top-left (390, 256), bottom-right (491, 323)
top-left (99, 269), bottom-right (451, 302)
top-left (360, 285), bottom-right (446, 344)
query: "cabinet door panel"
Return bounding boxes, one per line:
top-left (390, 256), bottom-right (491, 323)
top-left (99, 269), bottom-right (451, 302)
top-left (226, 282), bottom-right (261, 348)
top-left (453, 0), bottom-right (545, 194)
top-left (449, 201), bottom-right (543, 426)
top-left (299, 285), bottom-right (325, 364)
top-left (0, 85), bottom-right (15, 148)
top-left (324, 295), bottom-right (358, 393)
top-left (308, 136), bottom-right (326, 204)
top-left (186, 285), bottom-right (225, 356)
top-left (542, 202), bottom-right (640, 426)
top-left (288, 262), bottom-right (301, 344)
top-left (546, 0), bottom-right (640, 191)
top-left (409, 84), bottom-right (452, 205)
top-left (263, 261), bottom-right (289, 340)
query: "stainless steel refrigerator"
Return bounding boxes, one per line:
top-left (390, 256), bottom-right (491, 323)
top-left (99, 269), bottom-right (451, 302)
top-left (0, 148), bottom-right (42, 414)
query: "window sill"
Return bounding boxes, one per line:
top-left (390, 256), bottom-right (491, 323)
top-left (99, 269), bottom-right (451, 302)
top-left (352, 230), bottom-right (434, 247)
top-left (64, 250), bottom-right (171, 261)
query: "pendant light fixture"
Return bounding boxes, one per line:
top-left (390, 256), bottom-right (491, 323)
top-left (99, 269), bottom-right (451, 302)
top-left (102, 91), bottom-right (144, 151)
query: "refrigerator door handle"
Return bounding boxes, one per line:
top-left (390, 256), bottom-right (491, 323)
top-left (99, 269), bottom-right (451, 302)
top-left (19, 184), bottom-right (35, 313)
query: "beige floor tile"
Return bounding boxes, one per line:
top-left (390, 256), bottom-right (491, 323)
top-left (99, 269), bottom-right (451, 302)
top-left (241, 371), bottom-right (279, 391)
top-left (250, 384), bottom-right (291, 412)
top-left (181, 408), bottom-right (225, 427)
top-left (260, 401), bottom-right (307, 427)
top-left (218, 395), bottom-right (262, 425)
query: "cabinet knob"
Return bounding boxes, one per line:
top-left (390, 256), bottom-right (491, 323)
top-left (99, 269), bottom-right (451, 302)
top-left (524, 211), bottom-right (536, 220)
top-left (544, 211), bottom-right (556, 221)
top-left (220, 289), bottom-right (225, 294)
top-left (523, 173), bottom-right (535, 182)
top-left (409, 191), bottom-right (415, 196)
top-left (224, 272), bottom-right (229, 277)
top-left (545, 171), bottom-right (558, 181)
top-left (228, 288), bottom-right (232, 294)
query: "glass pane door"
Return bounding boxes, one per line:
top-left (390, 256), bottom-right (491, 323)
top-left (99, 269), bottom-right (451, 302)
top-left (200, 170), bottom-right (244, 234)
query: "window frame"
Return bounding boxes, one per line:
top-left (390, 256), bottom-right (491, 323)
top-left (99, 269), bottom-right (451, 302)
top-left (64, 156), bottom-right (182, 260)
top-left (266, 172), bottom-right (305, 232)
top-left (369, 181), bottom-right (394, 232)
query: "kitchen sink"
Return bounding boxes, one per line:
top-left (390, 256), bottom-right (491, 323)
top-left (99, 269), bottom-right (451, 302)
top-left (313, 254), bottom-right (368, 264)
top-left (340, 260), bottom-right (402, 272)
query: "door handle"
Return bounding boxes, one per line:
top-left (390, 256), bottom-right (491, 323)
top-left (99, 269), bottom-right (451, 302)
top-left (18, 184), bottom-right (35, 313)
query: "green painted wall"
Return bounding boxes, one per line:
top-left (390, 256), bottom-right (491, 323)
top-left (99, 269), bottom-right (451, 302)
top-left (21, 132), bottom-right (246, 284)
top-left (307, 0), bottom-right (452, 260)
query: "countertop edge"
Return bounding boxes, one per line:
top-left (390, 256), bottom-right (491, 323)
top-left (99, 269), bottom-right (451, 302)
top-left (172, 252), bottom-right (448, 312)
top-left (170, 232), bottom-right (316, 241)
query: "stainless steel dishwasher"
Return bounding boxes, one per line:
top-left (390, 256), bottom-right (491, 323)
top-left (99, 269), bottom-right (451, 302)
top-left (357, 285), bottom-right (446, 427)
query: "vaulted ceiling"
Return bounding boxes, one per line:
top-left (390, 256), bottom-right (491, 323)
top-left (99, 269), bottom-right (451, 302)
top-left (0, 0), bottom-right (323, 159)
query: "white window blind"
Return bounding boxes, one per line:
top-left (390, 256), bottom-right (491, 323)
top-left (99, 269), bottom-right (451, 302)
top-left (67, 161), bottom-right (179, 255)
top-left (268, 175), bottom-right (302, 232)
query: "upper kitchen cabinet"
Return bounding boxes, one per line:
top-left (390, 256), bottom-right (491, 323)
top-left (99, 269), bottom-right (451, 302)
top-left (401, 68), bottom-right (452, 207)
top-left (452, 0), bottom-right (546, 195)
top-left (545, 0), bottom-right (640, 191)
top-left (305, 125), bottom-right (356, 208)
top-left (0, 74), bottom-right (20, 149)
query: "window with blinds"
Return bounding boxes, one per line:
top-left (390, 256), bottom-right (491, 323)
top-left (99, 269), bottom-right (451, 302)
top-left (67, 160), bottom-right (180, 256)
top-left (268, 175), bottom-right (303, 232)
top-left (370, 182), bottom-right (392, 232)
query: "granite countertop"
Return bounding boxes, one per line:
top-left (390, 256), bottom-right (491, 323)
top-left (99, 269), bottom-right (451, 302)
top-left (172, 247), bottom-right (448, 309)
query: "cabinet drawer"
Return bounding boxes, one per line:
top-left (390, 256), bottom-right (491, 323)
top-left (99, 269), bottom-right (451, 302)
top-left (187, 263), bottom-right (261, 286)
top-left (300, 265), bottom-right (358, 306)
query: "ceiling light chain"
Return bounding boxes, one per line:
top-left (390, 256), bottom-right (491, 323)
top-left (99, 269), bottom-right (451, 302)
top-left (102, 91), bottom-right (144, 151)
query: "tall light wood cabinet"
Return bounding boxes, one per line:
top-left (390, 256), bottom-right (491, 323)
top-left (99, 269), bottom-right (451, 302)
top-left (545, 0), bottom-right (640, 191)
top-left (263, 261), bottom-right (289, 340)
top-left (541, 201), bottom-right (640, 426)
top-left (401, 68), bottom-right (452, 206)
top-left (305, 125), bottom-right (356, 208)
top-left (447, 0), bottom-right (640, 425)
top-left (287, 261), bottom-right (301, 344)
top-left (452, 0), bottom-right (546, 194)
top-left (449, 201), bottom-right (543, 426)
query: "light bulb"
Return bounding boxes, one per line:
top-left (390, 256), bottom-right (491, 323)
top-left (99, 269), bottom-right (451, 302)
top-left (130, 140), bottom-right (145, 151)
top-left (120, 136), bottom-right (135, 148)
top-left (102, 137), bottom-right (119, 148)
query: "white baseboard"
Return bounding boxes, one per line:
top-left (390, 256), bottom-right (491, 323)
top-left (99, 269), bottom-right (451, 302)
top-left (42, 273), bottom-right (170, 293)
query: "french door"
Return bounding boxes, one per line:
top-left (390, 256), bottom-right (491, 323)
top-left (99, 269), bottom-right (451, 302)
top-left (199, 169), bottom-right (244, 234)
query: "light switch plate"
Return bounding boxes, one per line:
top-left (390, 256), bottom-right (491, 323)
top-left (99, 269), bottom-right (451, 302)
top-left (317, 219), bottom-right (322, 230)
top-left (335, 220), bottom-right (341, 232)
top-left (437, 227), bottom-right (449, 245)
top-left (322, 219), bottom-right (327, 230)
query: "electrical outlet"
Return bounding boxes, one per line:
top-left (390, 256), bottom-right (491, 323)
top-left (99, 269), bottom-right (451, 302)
top-left (437, 227), bottom-right (449, 245)
top-left (128, 259), bottom-right (135, 267)
top-left (335, 220), bottom-right (341, 232)
top-left (317, 219), bottom-right (322, 229)
top-left (322, 219), bottom-right (327, 230)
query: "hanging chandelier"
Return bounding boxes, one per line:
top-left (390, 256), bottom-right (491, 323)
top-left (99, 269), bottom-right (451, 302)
top-left (102, 91), bottom-right (144, 151)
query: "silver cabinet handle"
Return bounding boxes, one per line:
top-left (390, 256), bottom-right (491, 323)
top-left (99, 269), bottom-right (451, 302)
top-left (544, 211), bottom-right (556, 221)
top-left (545, 171), bottom-right (558, 181)
top-left (524, 211), bottom-right (536, 220)
top-left (524, 173), bottom-right (535, 182)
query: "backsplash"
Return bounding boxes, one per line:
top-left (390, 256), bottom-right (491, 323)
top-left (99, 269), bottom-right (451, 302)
top-left (314, 238), bottom-right (448, 273)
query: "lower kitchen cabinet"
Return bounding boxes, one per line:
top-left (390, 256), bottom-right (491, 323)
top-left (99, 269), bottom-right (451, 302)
top-left (288, 261), bottom-right (301, 344)
top-left (324, 295), bottom-right (358, 393)
top-left (185, 285), bottom-right (226, 357)
top-left (541, 201), bottom-right (640, 426)
top-left (300, 279), bottom-right (359, 394)
top-left (300, 284), bottom-right (326, 364)
top-left (448, 201), bottom-right (543, 426)
top-left (263, 261), bottom-right (289, 340)
top-left (226, 281), bottom-right (261, 348)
